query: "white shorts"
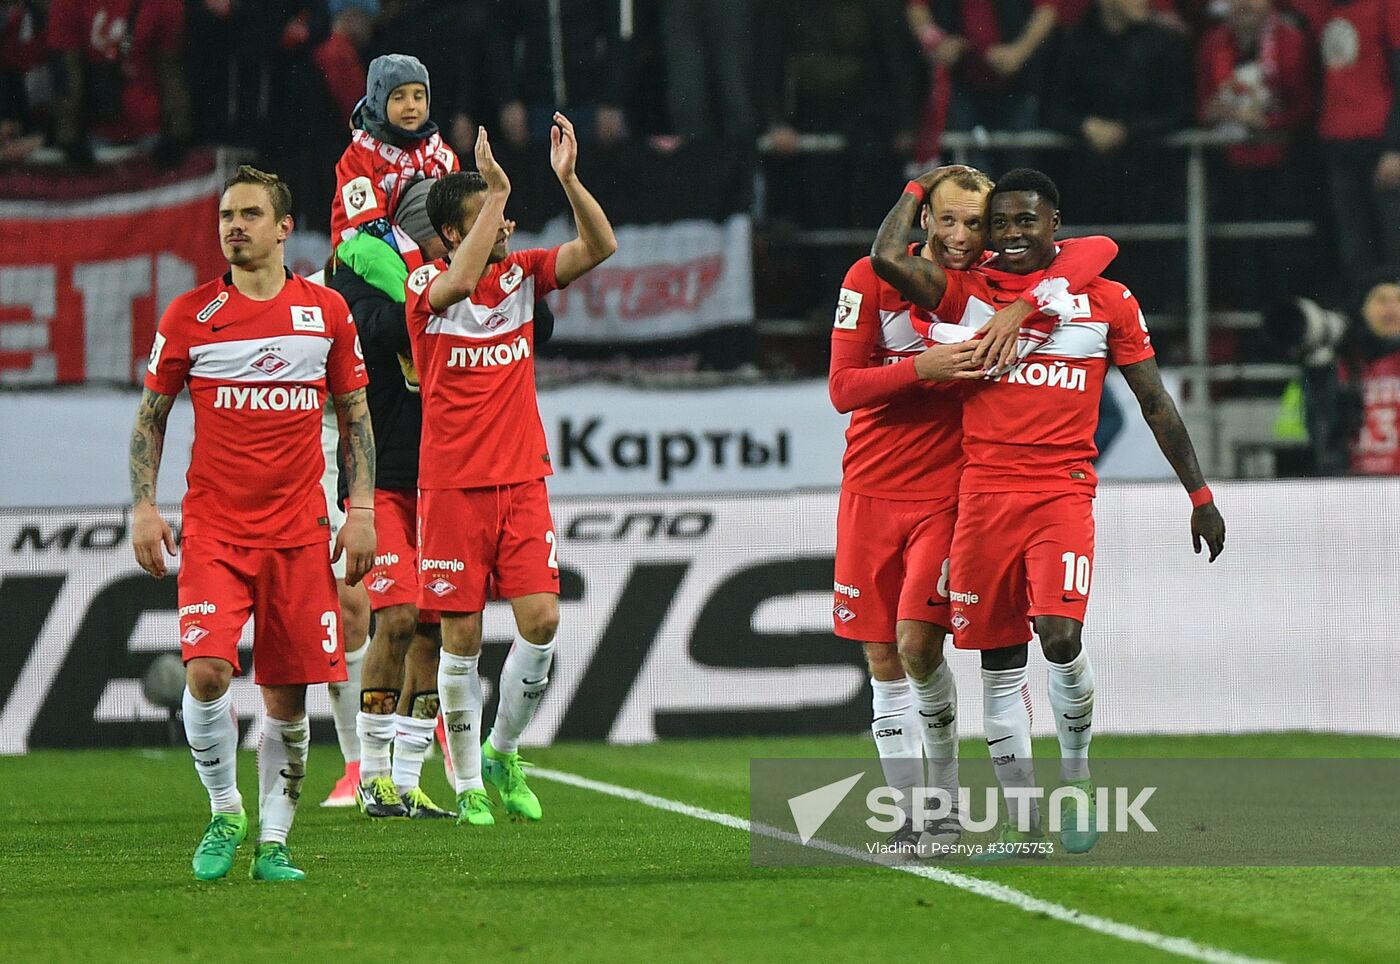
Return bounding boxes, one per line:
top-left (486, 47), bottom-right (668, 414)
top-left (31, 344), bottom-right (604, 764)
top-left (321, 405), bottom-right (347, 580)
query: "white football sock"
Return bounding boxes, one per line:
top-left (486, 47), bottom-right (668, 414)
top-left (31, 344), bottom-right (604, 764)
top-left (327, 643), bottom-right (366, 766)
top-left (182, 687), bottom-right (242, 814)
top-left (909, 660), bottom-right (959, 802)
top-left (356, 709), bottom-right (395, 783)
top-left (982, 665), bottom-right (1039, 833)
top-left (439, 651), bottom-right (484, 792)
top-left (256, 715), bottom-right (309, 845)
top-left (1046, 648), bottom-right (1094, 783)
top-left (870, 677), bottom-right (922, 819)
top-left (489, 636), bottom-right (555, 755)
top-left (392, 715), bottom-right (437, 793)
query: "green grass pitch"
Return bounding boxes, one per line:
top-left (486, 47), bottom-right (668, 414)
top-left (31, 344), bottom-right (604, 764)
top-left (3, 734), bottom-right (1398, 963)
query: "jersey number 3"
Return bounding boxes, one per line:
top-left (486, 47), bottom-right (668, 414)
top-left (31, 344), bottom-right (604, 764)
top-left (321, 610), bottom-right (339, 654)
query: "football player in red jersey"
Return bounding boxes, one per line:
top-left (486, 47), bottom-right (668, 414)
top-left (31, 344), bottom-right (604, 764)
top-left (873, 168), bottom-right (1225, 858)
top-left (837, 164), bottom-right (1121, 857)
top-left (130, 166), bottom-right (376, 882)
top-left (404, 116), bottom-right (616, 826)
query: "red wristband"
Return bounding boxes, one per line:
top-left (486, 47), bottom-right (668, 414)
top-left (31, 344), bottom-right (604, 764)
top-left (1188, 485), bottom-right (1213, 508)
top-left (903, 180), bottom-right (926, 203)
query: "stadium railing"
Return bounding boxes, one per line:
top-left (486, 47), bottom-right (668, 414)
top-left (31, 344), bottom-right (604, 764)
top-left (754, 128), bottom-right (1316, 477)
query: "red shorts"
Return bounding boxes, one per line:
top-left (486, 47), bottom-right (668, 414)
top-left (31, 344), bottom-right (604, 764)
top-left (948, 491), bottom-right (1095, 650)
top-left (363, 488), bottom-right (438, 622)
top-left (832, 489), bottom-right (957, 642)
top-left (178, 537), bottom-right (348, 686)
top-left (417, 479), bottom-right (560, 612)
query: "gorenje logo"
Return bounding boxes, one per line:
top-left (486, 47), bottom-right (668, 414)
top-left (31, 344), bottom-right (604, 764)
top-left (179, 601), bottom-right (217, 617)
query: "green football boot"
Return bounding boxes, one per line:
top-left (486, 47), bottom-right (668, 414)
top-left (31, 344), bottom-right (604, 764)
top-left (403, 786), bottom-right (455, 820)
top-left (455, 788), bottom-right (496, 827)
top-left (249, 842), bottom-right (306, 881)
top-left (482, 740), bottom-right (542, 821)
top-left (970, 823), bottom-right (1049, 864)
top-left (1058, 780), bottom-right (1100, 854)
top-left (191, 810), bottom-right (247, 880)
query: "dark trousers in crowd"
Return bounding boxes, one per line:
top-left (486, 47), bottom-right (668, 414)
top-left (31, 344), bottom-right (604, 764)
top-left (1045, 146), bottom-right (1187, 314)
top-left (1209, 153), bottom-right (1322, 310)
top-left (661, 0), bottom-right (755, 143)
top-left (1323, 139), bottom-right (1400, 289)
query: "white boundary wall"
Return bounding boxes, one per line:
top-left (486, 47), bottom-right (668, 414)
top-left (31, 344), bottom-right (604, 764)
top-left (1, 479), bottom-right (1395, 753)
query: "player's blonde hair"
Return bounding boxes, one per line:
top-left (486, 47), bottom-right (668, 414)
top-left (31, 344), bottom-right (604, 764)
top-left (940, 168), bottom-right (995, 196)
top-left (924, 169), bottom-right (995, 218)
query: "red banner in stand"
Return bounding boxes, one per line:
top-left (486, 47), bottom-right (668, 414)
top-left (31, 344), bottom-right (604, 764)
top-left (0, 159), bottom-right (225, 386)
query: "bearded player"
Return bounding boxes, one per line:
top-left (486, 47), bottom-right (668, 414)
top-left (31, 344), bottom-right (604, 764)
top-left (835, 164), bottom-right (1120, 855)
top-left (405, 115), bottom-right (616, 825)
top-left (872, 168), bottom-right (1225, 856)
top-left (130, 166), bottom-right (375, 880)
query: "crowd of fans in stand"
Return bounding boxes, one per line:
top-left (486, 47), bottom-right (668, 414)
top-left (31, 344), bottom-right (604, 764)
top-left (2, 0), bottom-right (1398, 475)
top-left (2, 1), bottom-right (1396, 276)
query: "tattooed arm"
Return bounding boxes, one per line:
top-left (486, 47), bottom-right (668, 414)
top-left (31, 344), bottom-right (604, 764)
top-left (870, 176), bottom-right (950, 309)
top-left (129, 389), bottom-right (178, 577)
top-left (1119, 358), bottom-right (1226, 562)
top-left (332, 387), bottom-right (376, 585)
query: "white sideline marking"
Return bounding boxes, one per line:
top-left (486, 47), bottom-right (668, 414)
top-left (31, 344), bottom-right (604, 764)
top-left (533, 767), bottom-right (1278, 964)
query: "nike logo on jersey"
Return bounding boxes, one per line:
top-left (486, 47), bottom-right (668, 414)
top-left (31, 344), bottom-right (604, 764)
top-left (522, 676), bottom-right (548, 685)
top-left (211, 321), bottom-right (237, 332)
top-left (986, 735), bottom-right (1014, 746)
top-left (1063, 711), bottom-right (1090, 720)
top-left (188, 743), bottom-right (216, 753)
top-left (329, 658), bottom-right (341, 668)
top-left (918, 705), bottom-right (953, 718)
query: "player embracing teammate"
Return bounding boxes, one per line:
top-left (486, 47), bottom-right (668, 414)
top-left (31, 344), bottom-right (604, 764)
top-left (832, 164), bottom-right (1122, 857)
top-left (872, 168), bottom-right (1226, 857)
top-left (406, 116), bottom-right (616, 825)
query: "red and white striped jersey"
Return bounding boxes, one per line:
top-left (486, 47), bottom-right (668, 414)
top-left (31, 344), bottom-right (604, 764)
top-left (831, 253), bottom-right (964, 500)
top-left (145, 272), bottom-right (368, 547)
top-left (405, 247), bottom-right (563, 490)
top-left (330, 128), bottom-right (459, 244)
top-left (931, 266), bottom-right (1155, 494)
